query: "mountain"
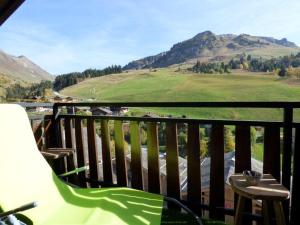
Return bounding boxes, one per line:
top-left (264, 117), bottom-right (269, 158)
top-left (124, 52), bottom-right (166, 71)
top-left (0, 49), bottom-right (53, 83)
top-left (123, 31), bottom-right (300, 70)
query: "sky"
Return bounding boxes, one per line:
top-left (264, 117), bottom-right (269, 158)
top-left (1, 0), bottom-right (300, 75)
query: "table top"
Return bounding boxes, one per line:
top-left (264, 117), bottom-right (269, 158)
top-left (229, 174), bottom-right (290, 201)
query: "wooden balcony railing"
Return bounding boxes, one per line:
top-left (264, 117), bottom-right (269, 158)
top-left (28, 102), bottom-right (300, 225)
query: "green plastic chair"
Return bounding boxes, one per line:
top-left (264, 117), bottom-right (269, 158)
top-left (0, 104), bottom-right (201, 225)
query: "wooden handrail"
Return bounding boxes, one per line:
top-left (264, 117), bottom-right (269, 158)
top-left (54, 101), bottom-right (300, 108)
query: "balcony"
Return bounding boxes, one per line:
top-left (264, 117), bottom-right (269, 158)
top-left (29, 102), bottom-right (299, 225)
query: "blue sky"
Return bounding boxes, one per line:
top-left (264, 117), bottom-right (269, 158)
top-left (1, 0), bottom-right (300, 74)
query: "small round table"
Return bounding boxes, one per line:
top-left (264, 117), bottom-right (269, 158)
top-left (229, 174), bottom-right (290, 225)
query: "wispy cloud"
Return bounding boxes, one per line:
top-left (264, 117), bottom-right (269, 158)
top-left (0, 0), bottom-right (300, 74)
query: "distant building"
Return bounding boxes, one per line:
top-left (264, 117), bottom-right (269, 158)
top-left (31, 96), bottom-right (41, 102)
top-left (54, 96), bottom-right (63, 102)
top-left (142, 113), bottom-right (159, 118)
top-left (66, 96), bottom-right (73, 102)
top-left (109, 106), bottom-right (129, 115)
top-left (90, 107), bottom-right (113, 116)
top-left (74, 107), bottom-right (90, 114)
top-left (40, 96), bottom-right (50, 102)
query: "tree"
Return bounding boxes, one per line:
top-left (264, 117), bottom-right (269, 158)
top-left (242, 62), bottom-right (249, 70)
top-left (53, 65), bottom-right (122, 91)
top-left (224, 128), bottom-right (235, 152)
top-left (250, 127), bottom-right (257, 146)
top-left (247, 54), bottom-right (252, 61)
top-left (200, 139), bottom-right (208, 158)
top-left (279, 67), bottom-right (287, 77)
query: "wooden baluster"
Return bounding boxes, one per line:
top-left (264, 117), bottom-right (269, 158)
top-left (209, 124), bottom-right (225, 220)
top-left (187, 122), bottom-right (202, 215)
top-left (53, 104), bottom-right (62, 148)
top-left (51, 118), bottom-right (66, 174)
top-left (64, 118), bottom-right (73, 148)
top-left (44, 119), bottom-right (52, 149)
top-left (235, 126), bottom-right (251, 172)
top-left (130, 121), bottom-right (143, 190)
top-left (263, 125), bottom-right (281, 181)
top-left (147, 122), bottom-right (161, 194)
top-left (60, 119), bottom-right (66, 148)
top-left (282, 107), bottom-right (293, 189)
top-left (262, 125), bottom-right (281, 224)
top-left (166, 122), bottom-right (181, 208)
top-left (64, 118), bottom-right (76, 183)
top-left (100, 119), bottom-right (113, 184)
top-left (114, 120), bottom-right (128, 186)
top-left (291, 126), bottom-right (300, 225)
top-left (87, 118), bottom-right (99, 187)
top-left (75, 118), bottom-right (86, 187)
top-left (282, 107), bottom-right (293, 224)
top-left (30, 119), bottom-right (34, 128)
top-left (235, 125), bottom-right (252, 224)
top-left (33, 121), bottom-right (43, 150)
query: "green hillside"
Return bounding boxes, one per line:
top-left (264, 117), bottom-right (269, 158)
top-left (0, 73), bottom-right (28, 100)
top-left (61, 68), bottom-right (300, 121)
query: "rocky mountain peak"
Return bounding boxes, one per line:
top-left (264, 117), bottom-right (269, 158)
top-left (192, 30), bottom-right (216, 39)
top-left (0, 49), bottom-right (54, 83)
top-left (123, 31), bottom-right (300, 70)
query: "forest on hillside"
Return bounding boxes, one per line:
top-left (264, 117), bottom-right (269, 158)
top-left (5, 65), bottom-right (122, 100)
top-left (191, 52), bottom-right (300, 76)
top-left (53, 65), bottom-right (122, 91)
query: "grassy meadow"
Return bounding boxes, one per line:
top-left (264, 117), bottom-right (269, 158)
top-left (61, 68), bottom-right (300, 121)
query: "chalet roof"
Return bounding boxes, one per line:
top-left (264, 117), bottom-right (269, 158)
top-left (142, 113), bottom-right (159, 118)
top-left (0, 0), bottom-right (24, 26)
top-left (90, 107), bottom-right (112, 115)
top-left (54, 96), bottom-right (63, 100)
top-left (200, 151), bottom-right (263, 189)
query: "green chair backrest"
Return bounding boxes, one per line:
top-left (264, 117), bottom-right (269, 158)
top-left (0, 105), bottom-right (164, 225)
top-left (0, 104), bottom-right (66, 223)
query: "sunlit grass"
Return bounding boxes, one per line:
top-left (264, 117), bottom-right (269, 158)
top-left (62, 68), bottom-right (300, 120)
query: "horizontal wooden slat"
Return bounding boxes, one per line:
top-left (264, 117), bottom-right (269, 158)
top-left (130, 121), bottom-right (143, 190)
top-left (58, 114), bottom-right (284, 127)
top-left (54, 101), bottom-right (300, 108)
top-left (209, 124), bottom-right (225, 220)
top-left (114, 120), bottom-right (128, 186)
top-left (0, 0), bottom-right (25, 26)
top-left (147, 122), bottom-right (161, 194)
